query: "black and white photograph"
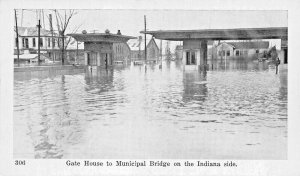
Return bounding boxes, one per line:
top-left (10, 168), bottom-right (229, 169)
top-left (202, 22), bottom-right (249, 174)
top-left (1, 0), bottom-right (300, 175)
top-left (12, 9), bottom-right (288, 159)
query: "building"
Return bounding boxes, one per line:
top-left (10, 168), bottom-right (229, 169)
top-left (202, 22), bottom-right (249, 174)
top-left (127, 36), bottom-right (159, 61)
top-left (14, 26), bottom-right (77, 65)
top-left (215, 41), bottom-right (270, 59)
top-left (63, 39), bottom-right (85, 64)
top-left (68, 30), bottom-right (135, 67)
top-left (176, 41), bottom-right (214, 60)
top-left (112, 42), bottom-right (131, 63)
top-left (14, 27), bottom-right (61, 53)
top-left (175, 45), bottom-right (183, 60)
top-left (14, 27), bottom-right (60, 64)
top-left (143, 27), bottom-right (287, 70)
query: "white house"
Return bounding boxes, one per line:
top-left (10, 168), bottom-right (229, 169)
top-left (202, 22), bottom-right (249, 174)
top-left (216, 41), bottom-right (270, 59)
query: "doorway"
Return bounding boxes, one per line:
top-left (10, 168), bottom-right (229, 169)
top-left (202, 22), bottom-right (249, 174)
top-left (186, 51), bottom-right (196, 65)
top-left (284, 48), bottom-right (288, 64)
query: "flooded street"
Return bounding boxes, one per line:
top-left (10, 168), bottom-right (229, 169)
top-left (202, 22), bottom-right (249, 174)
top-left (14, 60), bottom-right (287, 159)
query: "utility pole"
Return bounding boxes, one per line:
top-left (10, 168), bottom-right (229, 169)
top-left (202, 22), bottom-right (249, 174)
top-left (37, 20), bottom-right (41, 66)
top-left (21, 9), bottom-right (23, 27)
top-left (76, 41), bottom-right (78, 64)
top-left (49, 14), bottom-right (54, 62)
top-left (159, 39), bottom-right (162, 69)
top-left (15, 9), bottom-right (20, 67)
top-left (144, 15), bottom-right (147, 62)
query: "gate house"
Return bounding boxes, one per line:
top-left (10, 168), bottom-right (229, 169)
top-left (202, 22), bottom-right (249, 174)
top-left (68, 30), bottom-right (135, 67)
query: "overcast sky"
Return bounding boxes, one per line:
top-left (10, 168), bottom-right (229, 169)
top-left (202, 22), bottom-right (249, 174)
top-left (17, 10), bottom-right (287, 37)
top-left (15, 10), bottom-right (287, 51)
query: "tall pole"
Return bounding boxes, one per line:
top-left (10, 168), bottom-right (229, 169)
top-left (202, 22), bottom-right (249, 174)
top-left (49, 14), bottom-right (54, 62)
top-left (15, 9), bottom-right (20, 67)
top-left (159, 39), bottom-right (162, 69)
top-left (21, 9), bottom-right (23, 27)
top-left (160, 40), bottom-right (162, 63)
top-left (76, 41), bottom-right (78, 64)
top-left (37, 20), bottom-right (41, 65)
top-left (144, 15), bottom-right (147, 62)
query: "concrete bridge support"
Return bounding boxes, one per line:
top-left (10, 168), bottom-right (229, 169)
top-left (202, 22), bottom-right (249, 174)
top-left (182, 40), bottom-right (208, 71)
top-left (199, 40), bottom-right (208, 70)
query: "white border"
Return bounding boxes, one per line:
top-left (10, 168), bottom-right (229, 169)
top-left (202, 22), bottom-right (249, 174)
top-left (1, 0), bottom-right (300, 175)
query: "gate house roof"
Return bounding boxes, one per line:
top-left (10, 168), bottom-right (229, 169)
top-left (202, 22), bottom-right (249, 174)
top-left (68, 33), bottom-right (135, 43)
top-left (222, 41), bottom-right (269, 49)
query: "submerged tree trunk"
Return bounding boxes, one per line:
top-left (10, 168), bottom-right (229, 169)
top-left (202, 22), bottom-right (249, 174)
top-left (62, 34), bottom-right (65, 65)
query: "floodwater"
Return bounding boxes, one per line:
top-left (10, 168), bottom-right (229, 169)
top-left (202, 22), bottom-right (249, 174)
top-left (14, 60), bottom-right (287, 159)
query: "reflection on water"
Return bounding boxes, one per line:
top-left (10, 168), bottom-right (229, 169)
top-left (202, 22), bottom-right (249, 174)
top-left (14, 60), bottom-right (287, 159)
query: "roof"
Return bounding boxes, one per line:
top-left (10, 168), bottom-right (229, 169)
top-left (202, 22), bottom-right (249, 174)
top-left (221, 41), bottom-right (269, 49)
top-left (142, 27), bottom-right (288, 41)
top-left (16, 27), bottom-right (58, 37)
top-left (68, 33), bottom-right (135, 43)
top-left (175, 45), bottom-right (183, 50)
top-left (127, 37), bottom-right (159, 51)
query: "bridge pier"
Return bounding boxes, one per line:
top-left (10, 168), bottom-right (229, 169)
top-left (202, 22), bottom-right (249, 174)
top-left (200, 40), bottom-right (208, 71)
top-left (182, 40), bottom-right (208, 71)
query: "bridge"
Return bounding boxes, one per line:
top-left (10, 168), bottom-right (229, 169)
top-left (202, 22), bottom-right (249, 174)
top-left (141, 27), bottom-right (288, 70)
top-left (141, 27), bottom-right (287, 41)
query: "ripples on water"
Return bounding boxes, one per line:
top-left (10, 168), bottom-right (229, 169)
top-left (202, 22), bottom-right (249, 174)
top-left (14, 60), bottom-right (287, 159)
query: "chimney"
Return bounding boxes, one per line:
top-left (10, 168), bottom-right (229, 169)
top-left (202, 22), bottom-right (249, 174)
top-left (117, 30), bottom-right (121, 35)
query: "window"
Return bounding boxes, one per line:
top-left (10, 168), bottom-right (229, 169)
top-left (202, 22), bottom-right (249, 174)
top-left (256, 49), bottom-right (259, 54)
top-left (32, 38), bottom-right (36, 47)
top-left (236, 50), bottom-right (240, 56)
top-left (22, 38), bottom-right (25, 47)
top-left (186, 51), bottom-right (190, 65)
top-left (191, 52), bottom-right (196, 64)
top-left (226, 50), bottom-right (230, 56)
top-left (52, 38), bottom-right (55, 47)
top-left (39, 38), bottom-right (43, 47)
top-left (25, 38), bottom-right (29, 48)
top-left (48, 38), bottom-right (51, 47)
top-left (186, 51), bottom-right (196, 65)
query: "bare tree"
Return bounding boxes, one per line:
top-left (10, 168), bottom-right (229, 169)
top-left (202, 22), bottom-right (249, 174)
top-left (53, 9), bottom-right (78, 65)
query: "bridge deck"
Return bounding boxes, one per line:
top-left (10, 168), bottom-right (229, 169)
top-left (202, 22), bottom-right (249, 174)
top-left (141, 27), bottom-right (287, 41)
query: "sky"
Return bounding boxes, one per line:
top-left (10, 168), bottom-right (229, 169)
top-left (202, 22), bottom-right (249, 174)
top-left (17, 10), bottom-right (287, 36)
top-left (15, 10), bottom-right (287, 51)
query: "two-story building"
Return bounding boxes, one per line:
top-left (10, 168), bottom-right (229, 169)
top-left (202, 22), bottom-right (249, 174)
top-left (14, 26), bottom-right (62, 64)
